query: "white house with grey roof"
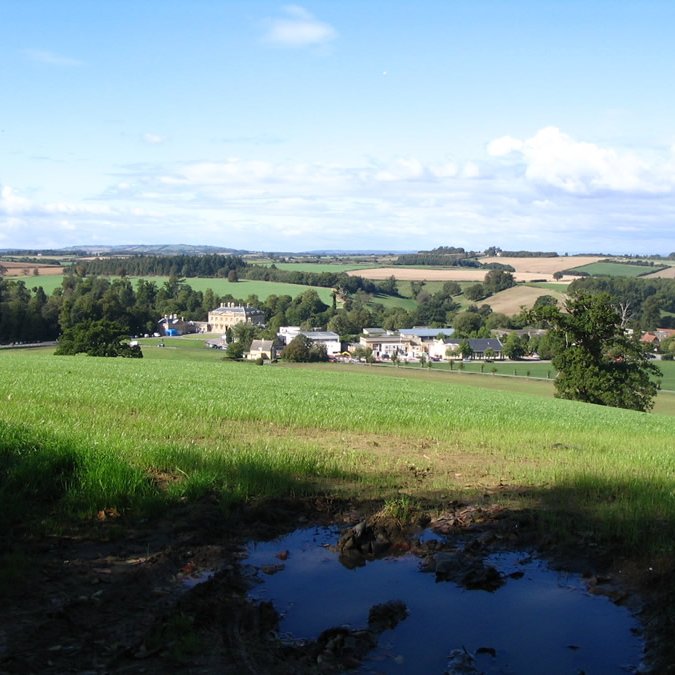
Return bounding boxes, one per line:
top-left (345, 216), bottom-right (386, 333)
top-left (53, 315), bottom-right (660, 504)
top-left (440, 337), bottom-right (504, 360)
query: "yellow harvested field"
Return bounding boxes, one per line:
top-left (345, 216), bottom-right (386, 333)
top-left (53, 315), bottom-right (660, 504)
top-left (483, 285), bottom-right (567, 315)
top-left (643, 266), bottom-right (675, 279)
top-left (1, 262), bottom-right (64, 276)
top-left (349, 266), bottom-right (577, 282)
top-left (479, 255), bottom-right (603, 273)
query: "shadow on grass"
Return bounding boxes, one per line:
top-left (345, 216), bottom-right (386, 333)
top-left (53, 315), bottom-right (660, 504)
top-left (0, 421), bottom-right (360, 538)
top-left (528, 474), bottom-right (675, 558)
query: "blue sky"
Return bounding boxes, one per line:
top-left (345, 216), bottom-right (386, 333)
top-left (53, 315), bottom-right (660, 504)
top-left (1, 1), bottom-right (674, 253)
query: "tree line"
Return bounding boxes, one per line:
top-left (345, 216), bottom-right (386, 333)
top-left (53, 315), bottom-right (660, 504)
top-left (77, 254), bottom-right (394, 298)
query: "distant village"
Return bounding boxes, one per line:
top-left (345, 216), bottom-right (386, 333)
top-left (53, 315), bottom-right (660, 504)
top-left (151, 301), bottom-right (664, 365)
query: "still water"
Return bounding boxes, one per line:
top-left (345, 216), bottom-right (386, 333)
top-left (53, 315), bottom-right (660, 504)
top-left (246, 526), bottom-right (643, 674)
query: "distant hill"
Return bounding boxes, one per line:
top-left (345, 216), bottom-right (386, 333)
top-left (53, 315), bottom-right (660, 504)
top-left (58, 244), bottom-right (249, 256)
top-left (301, 249), bottom-right (415, 255)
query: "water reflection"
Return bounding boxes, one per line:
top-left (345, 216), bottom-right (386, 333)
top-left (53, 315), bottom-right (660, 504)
top-left (246, 527), bottom-right (642, 674)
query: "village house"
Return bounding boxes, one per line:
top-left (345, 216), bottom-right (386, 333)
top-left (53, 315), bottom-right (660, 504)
top-left (207, 303), bottom-right (265, 333)
top-left (246, 339), bottom-right (279, 361)
top-left (640, 332), bottom-right (660, 350)
top-left (358, 333), bottom-right (415, 358)
top-left (440, 337), bottom-right (504, 360)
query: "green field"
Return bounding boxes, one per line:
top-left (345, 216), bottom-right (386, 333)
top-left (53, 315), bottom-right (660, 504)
top-left (2, 348), bottom-right (674, 561)
top-left (570, 261), bottom-right (667, 277)
top-left (525, 281), bottom-right (571, 292)
top-left (17, 275), bottom-right (335, 304)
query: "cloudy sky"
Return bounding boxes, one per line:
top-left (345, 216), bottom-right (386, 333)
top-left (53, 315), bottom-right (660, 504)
top-left (2, 1), bottom-right (675, 253)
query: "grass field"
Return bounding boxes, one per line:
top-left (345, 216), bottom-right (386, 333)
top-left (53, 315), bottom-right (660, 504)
top-left (12, 275), bottom-right (336, 304)
top-left (1, 348), bottom-right (674, 560)
top-left (570, 261), bottom-right (667, 277)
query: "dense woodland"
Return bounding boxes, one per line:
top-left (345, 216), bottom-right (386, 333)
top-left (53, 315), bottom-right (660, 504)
top-left (569, 276), bottom-right (675, 328)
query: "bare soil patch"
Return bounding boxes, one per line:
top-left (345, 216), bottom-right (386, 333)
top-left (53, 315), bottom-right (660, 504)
top-left (1, 495), bottom-right (672, 673)
top-left (1, 262), bottom-right (64, 277)
top-left (643, 265), bottom-right (675, 279)
top-left (479, 255), bottom-right (603, 274)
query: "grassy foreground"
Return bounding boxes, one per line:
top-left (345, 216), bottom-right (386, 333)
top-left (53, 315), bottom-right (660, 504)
top-left (1, 349), bottom-right (674, 560)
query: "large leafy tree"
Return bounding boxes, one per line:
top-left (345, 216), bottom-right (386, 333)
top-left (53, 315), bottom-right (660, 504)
top-left (55, 319), bottom-right (142, 358)
top-left (529, 292), bottom-right (660, 411)
top-left (282, 335), bottom-right (328, 362)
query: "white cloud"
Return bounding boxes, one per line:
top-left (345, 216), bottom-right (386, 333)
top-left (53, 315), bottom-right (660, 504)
top-left (22, 49), bottom-right (83, 67)
top-left (143, 133), bottom-right (166, 145)
top-left (4, 129), bottom-right (675, 253)
top-left (487, 135), bottom-right (523, 157)
top-left (0, 186), bottom-right (32, 214)
top-left (462, 161), bottom-right (480, 178)
top-left (488, 126), bottom-right (670, 195)
top-left (262, 5), bottom-right (337, 48)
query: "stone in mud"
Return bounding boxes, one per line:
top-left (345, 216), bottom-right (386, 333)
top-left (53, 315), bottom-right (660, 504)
top-left (367, 600), bottom-right (408, 631)
top-left (433, 552), bottom-right (504, 591)
top-left (315, 626), bottom-right (377, 670)
top-left (338, 521), bottom-right (392, 564)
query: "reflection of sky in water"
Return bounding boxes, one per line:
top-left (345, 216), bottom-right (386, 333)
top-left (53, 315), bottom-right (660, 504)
top-left (246, 528), bottom-right (642, 674)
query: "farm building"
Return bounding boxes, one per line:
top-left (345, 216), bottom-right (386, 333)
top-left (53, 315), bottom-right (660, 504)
top-left (207, 303), bottom-right (265, 333)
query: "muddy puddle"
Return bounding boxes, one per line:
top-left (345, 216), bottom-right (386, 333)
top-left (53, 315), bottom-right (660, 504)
top-left (245, 526), bottom-right (643, 674)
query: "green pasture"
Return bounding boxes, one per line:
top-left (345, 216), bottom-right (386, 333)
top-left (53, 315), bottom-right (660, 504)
top-left (11, 275), bottom-right (64, 295)
top-left (1, 350), bottom-right (674, 559)
top-left (570, 261), bottom-right (667, 277)
top-left (525, 282), bottom-right (571, 292)
top-left (17, 275), bottom-right (335, 304)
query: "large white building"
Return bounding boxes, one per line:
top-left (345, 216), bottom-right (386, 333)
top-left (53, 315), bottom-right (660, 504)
top-left (207, 303), bottom-right (265, 333)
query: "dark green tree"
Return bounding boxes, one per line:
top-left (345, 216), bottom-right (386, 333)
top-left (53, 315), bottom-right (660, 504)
top-left (55, 319), bottom-right (142, 358)
top-left (282, 335), bottom-right (328, 362)
top-left (529, 292), bottom-right (660, 411)
top-left (484, 269), bottom-right (516, 294)
top-left (503, 333), bottom-right (526, 360)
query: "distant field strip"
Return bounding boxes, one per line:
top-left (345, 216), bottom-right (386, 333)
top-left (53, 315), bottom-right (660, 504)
top-left (643, 264), bottom-right (675, 279)
top-left (12, 275), bottom-right (335, 302)
top-left (349, 267), bottom-right (573, 282)
top-left (570, 262), bottom-right (668, 277)
top-left (479, 256), bottom-right (603, 273)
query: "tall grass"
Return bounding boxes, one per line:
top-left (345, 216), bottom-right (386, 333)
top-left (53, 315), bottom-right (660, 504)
top-left (1, 350), bottom-right (674, 554)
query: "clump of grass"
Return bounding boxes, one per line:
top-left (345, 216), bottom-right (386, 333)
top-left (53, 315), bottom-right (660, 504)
top-left (380, 495), bottom-right (414, 525)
